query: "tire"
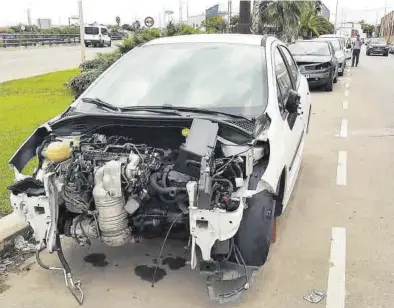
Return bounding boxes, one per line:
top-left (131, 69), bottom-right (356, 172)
top-left (334, 76), bottom-right (338, 83)
top-left (384, 53), bottom-right (389, 57)
top-left (84, 42), bottom-right (89, 48)
top-left (338, 71), bottom-right (344, 76)
top-left (108, 41), bottom-right (112, 47)
top-left (325, 77), bottom-right (333, 92)
top-left (234, 191), bottom-right (276, 267)
top-left (366, 52), bottom-right (370, 56)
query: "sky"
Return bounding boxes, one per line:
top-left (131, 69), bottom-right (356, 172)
top-left (1, 0), bottom-right (394, 27)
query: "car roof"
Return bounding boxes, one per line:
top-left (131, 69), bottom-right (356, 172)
top-left (144, 34), bottom-right (277, 47)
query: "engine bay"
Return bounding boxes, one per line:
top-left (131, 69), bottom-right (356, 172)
top-left (9, 118), bottom-right (270, 304)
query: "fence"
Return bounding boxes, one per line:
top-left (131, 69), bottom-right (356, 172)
top-left (0, 33), bottom-right (81, 48)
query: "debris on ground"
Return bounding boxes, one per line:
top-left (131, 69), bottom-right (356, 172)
top-left (0, 232), bottom-right (36, 273)
top-left (303, 289), bottom-right (326, 304)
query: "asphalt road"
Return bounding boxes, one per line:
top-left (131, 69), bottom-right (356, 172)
top-left (2, 50), bottom-right (394, 308)
top-left (0, 44), bottom-right (118, 83)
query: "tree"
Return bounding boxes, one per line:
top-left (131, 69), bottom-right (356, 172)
top-left (259, 0), bottom-right (302, 40)
top-left (202, 16), bottom-right (227, 33)
top-left (359, 20), bottom-right (375, 37)
top-left (116, 16), bottom-right (121, 27)
top-left (298, 1), bottom-right (333, 38)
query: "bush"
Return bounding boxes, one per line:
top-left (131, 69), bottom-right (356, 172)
top-left (68, 69), bottom-right (104, 97)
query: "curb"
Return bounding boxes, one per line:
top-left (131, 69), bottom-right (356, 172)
top-left (0, 213), bottom-right (30, 257)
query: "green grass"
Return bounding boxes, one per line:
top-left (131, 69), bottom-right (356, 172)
top-left (0, 69), bottom-right (79, 217)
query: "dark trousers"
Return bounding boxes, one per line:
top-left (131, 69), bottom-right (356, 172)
top-left (352, 49), bottom-right (360, 67)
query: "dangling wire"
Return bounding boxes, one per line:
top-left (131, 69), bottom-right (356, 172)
top-left (151, 212), bottom-right (184, 287)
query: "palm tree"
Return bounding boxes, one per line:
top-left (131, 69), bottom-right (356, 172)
top-left (259, 0), bottom-right (302, 40)
top-left (298, 2), bottom-right (333, 38)
top-left (116, 16), bottom-right (121, 27)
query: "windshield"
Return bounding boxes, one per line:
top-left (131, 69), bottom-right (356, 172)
top-left (77, 43), bottom-right (267, 116)
top-left (289, 42), bottom-right (330, 56)
top-left (316, 38), bottom-right (341, 51)
top-left (371, 38), bottom-right (387, 44)
top-left (85, 27), bottom-right (99, 35)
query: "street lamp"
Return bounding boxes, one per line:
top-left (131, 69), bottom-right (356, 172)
top-left (78, 0), bottom-right (86, 63)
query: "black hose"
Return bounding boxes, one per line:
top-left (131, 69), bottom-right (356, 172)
top-left (161, 165), bottom-right (172, 188)
top-left (56, 235), bottom-right (71, 274)
top-left (213, 178), bottom-right (234, 194)
top-left (36, 248), bottom-right (51, 270)
top-left (150, 172), bottom-right (186, 197)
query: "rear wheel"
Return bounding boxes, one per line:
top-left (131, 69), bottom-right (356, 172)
top-left (84, 42), bottom-right (89, 47)
top-left (384, 53), bottom-right (389, 57)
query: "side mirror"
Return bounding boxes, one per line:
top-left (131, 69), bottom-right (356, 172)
top-left (285, 90), bottom-right (300, 114)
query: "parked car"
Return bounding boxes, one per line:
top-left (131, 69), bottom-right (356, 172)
top-left (9, 34), bottom-right (311, 305)
top-left (319, 34), bottom-right (352, 60)
top-left (84, 24), bottom-right (112, 47)
top-left (389, 43), bottom-right (394, 54)
top-left (314, 37), bottom-right (346, 76)
top-left (288, 40), bottom-right (338, 92)
top-left (366, 38), bottom-right (389, 56)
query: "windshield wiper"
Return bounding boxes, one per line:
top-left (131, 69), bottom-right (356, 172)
top-left (158, 104), bottom-right (254, 121)
top-left (119, 106), bottom-right (183, 116)
top-left (81, 97), bottom-right (120, 112)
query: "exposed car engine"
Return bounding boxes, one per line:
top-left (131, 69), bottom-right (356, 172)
top-left (9, 118), bottom-right (270, 305)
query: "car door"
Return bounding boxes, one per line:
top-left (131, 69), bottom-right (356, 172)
top-left (101, 27), bottom-right (110, 45)
top-left (274, 46), bottom-right (308, 208)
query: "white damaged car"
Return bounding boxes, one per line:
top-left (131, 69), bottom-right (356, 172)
top-left (8, 34), bottom-right (311, 304)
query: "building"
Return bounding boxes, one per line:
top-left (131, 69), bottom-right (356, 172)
top-left (380, 10), bottom-right (394, 42)
top-left (37, 18), bottom-right (51, 30)
top-left (336, 22), bottom-right (362, 38)
top-left (186, 14), bottom-right (205, 29)
top-left (319, 2), bottom-right (330, 21)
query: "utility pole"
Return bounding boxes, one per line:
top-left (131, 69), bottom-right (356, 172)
top-left (187, 0), bottom-right (189, 18)
top-left (179, 0), bottom-right (183, 24)
top-left (334, 0), bottom-right (339, 30)
top-left (27, 8), bottom-right (32, 27)
top-left (78, 0), bottom-right (86, 63)
top-left (384, 0), bottom-right (388, 17)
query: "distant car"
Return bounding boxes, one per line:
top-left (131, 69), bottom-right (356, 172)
top-left (84, 24), bottom-right (112, 47)
top-left (313, 37), bottom-right (346, 76)
top-left (366, 38), bottom-right (389, 56)
top-left (319, 34), bottom-right (352, 60)
top-left (288, 40), bottom-right (338, 92)
top-left (388, 43), bottom-right (394, 54)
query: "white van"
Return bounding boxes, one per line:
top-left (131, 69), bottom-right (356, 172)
top-left (319, 34), bottom-right (352, 59)
top-left (83, 24), bottom-right (111, 47)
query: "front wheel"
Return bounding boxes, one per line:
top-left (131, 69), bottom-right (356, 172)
top-left (384, 53), bottom-right (389, 57)
top-left (325, 77), bottom-right (333, 92)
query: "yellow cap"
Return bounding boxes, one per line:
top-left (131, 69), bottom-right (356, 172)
top-left (181, 128), bottom-right (190, 137)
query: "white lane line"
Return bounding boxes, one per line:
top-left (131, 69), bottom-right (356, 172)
top-left (345, 83), bottom-right (350, 88)
top-left (326, 227), bottom-right (346, 308)
top-left (344, 90), bottom-right (349, 97)
top-left (339, 119), bottom-right (348, 138)
top-left (336, 151), bottom-right (347, 186)
top-left (342, 100), bottom-right (348, 110)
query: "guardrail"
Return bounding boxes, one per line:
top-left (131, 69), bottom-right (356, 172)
top-left (0, 33), bottom-right (81, 48)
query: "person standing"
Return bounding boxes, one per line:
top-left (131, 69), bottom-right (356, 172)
top-left (352, 35), bottom-right (362, 67)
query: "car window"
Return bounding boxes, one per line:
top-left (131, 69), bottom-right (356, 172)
top-left (274, 47), bottom-right (292, 114)
top-left (84, 27), bottom-right (99, 35)
top-left (279, 46), bottom-right (299, 86)
top-left (78, 43), bottom-right (268, 117)
top-left (289, 42), bottom-right (331, 56)
top-left (101, 28), bottom-right (108, 35)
